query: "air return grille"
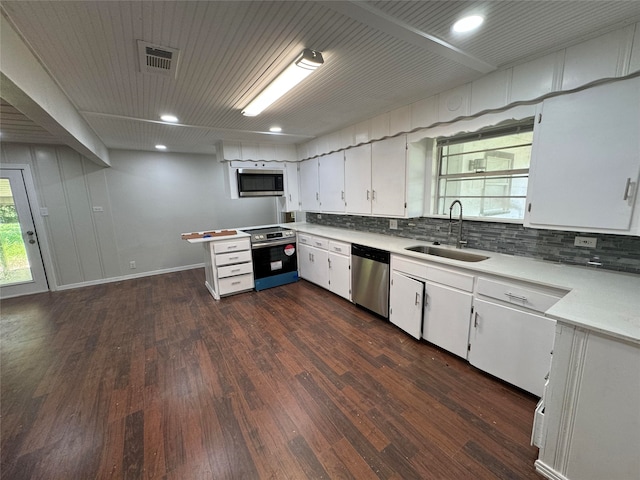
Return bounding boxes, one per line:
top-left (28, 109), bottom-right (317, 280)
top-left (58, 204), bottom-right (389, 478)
top-left (137, 40), bottom-right (180, 78)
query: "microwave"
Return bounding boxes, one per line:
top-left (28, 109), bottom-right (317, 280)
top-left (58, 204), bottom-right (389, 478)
top-left (237, 169), bottom-right (285, 197)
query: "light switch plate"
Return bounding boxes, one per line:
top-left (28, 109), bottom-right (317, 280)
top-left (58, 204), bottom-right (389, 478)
top-left (574, 236), bottom-right (597, 248)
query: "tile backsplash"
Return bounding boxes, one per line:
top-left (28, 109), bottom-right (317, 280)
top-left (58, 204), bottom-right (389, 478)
top-left (306, 213), bottom-right (640, 275)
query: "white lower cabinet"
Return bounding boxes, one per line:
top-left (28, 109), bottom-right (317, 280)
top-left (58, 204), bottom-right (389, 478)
top-left (423, 280), bottom-right (473, 358)
top-left (203, 236), bottom-right (254, 300)
top-left (470, 277), bottom-right (565, 396)
top-left (389, 255), bottom-right (474, 355)
top-left (536, 324), bottom-right (640, 480)
top-left (389, 271), bottom-right (424, 339)
top-left (299, 235), bottom-right (351, 299)
top-left (328, 240), bottom-right (351, 301)
top-left (298, 242), bottom-right (329, 289)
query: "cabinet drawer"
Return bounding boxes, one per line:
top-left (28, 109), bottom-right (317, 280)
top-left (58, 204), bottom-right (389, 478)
top-left (329, 240), bottom-right (349, 255)
top-left (477, 277), bottom-right (565, 313)
top-left (298, 234), bottom-right (328, 249)
top-left (426, 265), bottom-right (474, 292)
top-left (391, 255), bottom-right (428, 279)
top-left (298, 234), bottom-right (313, 246)
top-left (219, 273), bottom-right (254, 295)
top-left (218, 262), bottom-right (253, 279)
top-left (213, 237), bottom-right (250, 254)
top-left (216, 249), bottom-right (252, 266)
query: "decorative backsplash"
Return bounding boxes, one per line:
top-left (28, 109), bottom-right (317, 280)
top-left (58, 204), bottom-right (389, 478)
top-left (306, 213), bottom-right (640, 275)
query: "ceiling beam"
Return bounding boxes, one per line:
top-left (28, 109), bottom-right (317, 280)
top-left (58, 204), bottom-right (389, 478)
top-left (322, 1), bottom-right (496, 74)
top-left (0, 13), bottom-right (110, 167)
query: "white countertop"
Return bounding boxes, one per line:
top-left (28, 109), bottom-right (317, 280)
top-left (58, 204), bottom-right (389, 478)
top-left (287, 222), bottom-right (640, 344)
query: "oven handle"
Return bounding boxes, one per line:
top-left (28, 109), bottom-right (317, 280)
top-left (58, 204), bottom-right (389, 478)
top-left (251, 238), bottom-right (297, 249)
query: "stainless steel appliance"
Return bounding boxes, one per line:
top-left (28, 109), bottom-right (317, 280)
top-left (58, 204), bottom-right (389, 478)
top-left (237, 169), bottom-right (284, 197)
top-left (351, 243), bottom-right (390, 318)
top-left (242, 226), bottom-right (298, 290)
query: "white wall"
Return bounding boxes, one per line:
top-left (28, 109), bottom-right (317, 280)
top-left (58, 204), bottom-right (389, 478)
top-left (0, 144), bottom-right (278, 288)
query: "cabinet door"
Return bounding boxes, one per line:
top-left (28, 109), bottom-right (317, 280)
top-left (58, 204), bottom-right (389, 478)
top-left (389, 271), bottom-right (423, 339)
top-left (282, 162), bottom-right (300, 211)
top-left (345, 144), bottom-right (372, 214)
top-left (318, 152), bottom-right (346, 213)
top-left (525, 77), bottom-right (640, 231)
top-left (298, 244), bottom-right (314, 281)
top-left (328, 252), bottom-right (350, 300)
top-left (423, 281), bottom-right (472, 359)
top-left (299, 244), bottom-right (328, 288)
top-left (470, 299), bottom-right (556, 396)
top-left (371, 135), bottom-right (407, 217)
top-left (299, 159), bottom-right (320, 211)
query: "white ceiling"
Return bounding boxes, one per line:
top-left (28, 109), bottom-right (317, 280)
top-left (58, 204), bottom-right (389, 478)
top-left (1, 1), bottom-right (640, 155)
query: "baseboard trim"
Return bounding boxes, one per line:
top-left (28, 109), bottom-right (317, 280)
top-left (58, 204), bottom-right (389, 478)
top-left (535, 460), bottom-right (568, 480)
top-left (55, 263), bottom-right (205, 291)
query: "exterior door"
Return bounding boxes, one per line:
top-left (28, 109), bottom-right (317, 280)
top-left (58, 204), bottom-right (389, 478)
top-left (0, 168), bottom-right (48, 298)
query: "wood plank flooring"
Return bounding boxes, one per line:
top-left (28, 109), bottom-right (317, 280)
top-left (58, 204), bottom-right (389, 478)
top-left (1, 269), bottom-right (542, 479)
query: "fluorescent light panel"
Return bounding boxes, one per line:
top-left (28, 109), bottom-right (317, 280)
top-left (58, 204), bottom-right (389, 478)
top-left (242, 49), bottom-right (324, 117)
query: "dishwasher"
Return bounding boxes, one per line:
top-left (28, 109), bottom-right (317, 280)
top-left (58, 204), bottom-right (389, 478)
top-left (351, 243), bottom-right (390, 318)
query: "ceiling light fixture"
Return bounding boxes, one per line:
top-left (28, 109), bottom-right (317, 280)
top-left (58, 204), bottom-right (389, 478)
top-left (160, 114), bottom-right (179, 123)
top-left (155, 144), bottom-right (167, 150)
top-left (241, 49), bottom-right (324, 117)
top-left (269, 126), bottom-right (282, 133)
top-left (453, 15), bottom-right (484, 33)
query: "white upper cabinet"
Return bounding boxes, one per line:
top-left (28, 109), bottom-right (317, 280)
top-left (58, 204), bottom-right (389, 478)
top-left (371, 135), bottom-right (407, 216)
top-left (299, 158), bottom-right (320, 212)
top-left (318, 152), bottom-right (345, 213)
top-left (344, 144), bottom-right (372, 215)
top-left (525, 77), bottom-right (640, 234)
top-left (279, 162), bottom-right (300, 212)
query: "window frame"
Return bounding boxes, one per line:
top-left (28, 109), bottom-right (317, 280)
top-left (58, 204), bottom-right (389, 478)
top-left (434, 120), bottom-right (534, 221)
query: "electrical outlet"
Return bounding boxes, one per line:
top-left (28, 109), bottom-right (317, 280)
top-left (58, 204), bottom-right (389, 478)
top-left (317, 214), bottom-right (321, 219)
top-left (389, 219), bottom-right (398, 230)
top-left (574, 236), bottom-right (597, 248)
top-left (129, 261), bottom-right (136, 269)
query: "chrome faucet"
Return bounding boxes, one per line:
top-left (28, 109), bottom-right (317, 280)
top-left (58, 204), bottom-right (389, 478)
top-left (448, 200), bottom-right (466, 249)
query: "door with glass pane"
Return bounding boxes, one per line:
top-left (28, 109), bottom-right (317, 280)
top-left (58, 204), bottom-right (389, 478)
top-left (0, 169), bottom-right (48, 298)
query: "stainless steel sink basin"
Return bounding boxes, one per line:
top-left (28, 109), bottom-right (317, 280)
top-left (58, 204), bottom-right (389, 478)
top-left (405, 245), bottom-right (489, 262)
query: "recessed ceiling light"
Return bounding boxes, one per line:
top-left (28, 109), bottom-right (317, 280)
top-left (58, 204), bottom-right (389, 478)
top-left (160, 114), bottom-right (179, 123)
top-left (453, 15), bottom-right (484, 33)
top-left (269, 126), bottom-right (282, 133)
top-left (155, 144), bottom-right (167, 150)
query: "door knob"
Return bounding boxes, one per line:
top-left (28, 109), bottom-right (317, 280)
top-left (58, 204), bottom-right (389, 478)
top-left (27, 231), bottom-right (34, 235)
top-left (29, 239), bottom-right (36, 244)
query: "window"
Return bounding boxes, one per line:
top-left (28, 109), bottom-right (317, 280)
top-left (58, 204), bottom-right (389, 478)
top-left (436, 120), bottom-right (534, 220)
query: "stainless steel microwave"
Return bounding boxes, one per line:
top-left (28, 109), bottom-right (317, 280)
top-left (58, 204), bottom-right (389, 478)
top-left (237, 169), bottom-right (285, 197)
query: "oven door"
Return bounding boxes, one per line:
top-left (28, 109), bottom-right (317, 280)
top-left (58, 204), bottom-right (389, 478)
top-left (251, 239), bottom-right (298, 281)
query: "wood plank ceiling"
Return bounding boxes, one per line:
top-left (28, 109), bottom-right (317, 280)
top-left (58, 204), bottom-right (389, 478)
top-left (1, 1), bottom-right (639, 154)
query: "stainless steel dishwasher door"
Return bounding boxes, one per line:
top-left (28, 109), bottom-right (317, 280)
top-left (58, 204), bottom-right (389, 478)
top-left (351, 245), bottom-right (390, 318)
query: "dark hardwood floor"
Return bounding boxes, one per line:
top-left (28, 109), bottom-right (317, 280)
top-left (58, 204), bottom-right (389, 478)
top-left (1, 269), bottom-right (542, 479)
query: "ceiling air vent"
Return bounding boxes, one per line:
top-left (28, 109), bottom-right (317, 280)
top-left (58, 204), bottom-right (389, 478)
top-left (137, 40), bottom-right (180, 78)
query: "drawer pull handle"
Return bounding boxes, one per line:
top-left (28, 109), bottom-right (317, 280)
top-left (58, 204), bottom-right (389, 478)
top-left (229, 256), bottom-right (239, 260)
top-left (505, 292), bottom-right (528, 303)
top-left (334, 247), bottom-right (341, 252)
top-left (623, 177), bottom-right (632, 200)
top-left (227, 245), bottom-right (237, 249)
top-left (415, 292), bottom-right (420, 305)
top-left (231, 281), bottom-right (241, 286)
top-left (231, 269), bottom-right (240, 273)
top-left (474, 312), bottom-right (479, 328)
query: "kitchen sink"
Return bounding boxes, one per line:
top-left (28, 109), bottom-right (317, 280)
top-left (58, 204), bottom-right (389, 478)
top-left (405, 245), bottom-right (489, 262)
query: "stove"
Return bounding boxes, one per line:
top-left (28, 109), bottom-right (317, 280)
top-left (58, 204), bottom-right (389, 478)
top-left (240, 226), bottom-right (298, 290)
top-left (242, 226), bottom-right (296, 245)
